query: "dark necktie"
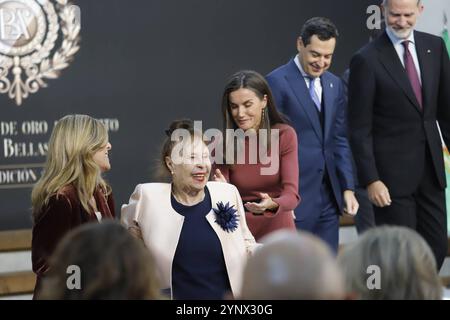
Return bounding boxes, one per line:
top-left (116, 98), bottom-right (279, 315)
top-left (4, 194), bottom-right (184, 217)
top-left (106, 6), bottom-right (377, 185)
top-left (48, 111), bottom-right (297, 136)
top-left (402, 40), bottom-right (423, 108)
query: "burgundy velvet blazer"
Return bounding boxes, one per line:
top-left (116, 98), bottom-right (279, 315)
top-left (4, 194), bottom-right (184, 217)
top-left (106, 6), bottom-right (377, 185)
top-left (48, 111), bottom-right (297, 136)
top-left (31, 184), bottom-right (115, 298)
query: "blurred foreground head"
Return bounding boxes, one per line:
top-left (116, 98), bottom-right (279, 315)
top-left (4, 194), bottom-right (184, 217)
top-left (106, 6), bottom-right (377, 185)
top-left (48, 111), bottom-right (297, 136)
top-left (39, 221), bottom-right (160, 300)
top-left (338, 226), bottom-right (442, 300)
top-left (241, 230), bottom-right (345, 299)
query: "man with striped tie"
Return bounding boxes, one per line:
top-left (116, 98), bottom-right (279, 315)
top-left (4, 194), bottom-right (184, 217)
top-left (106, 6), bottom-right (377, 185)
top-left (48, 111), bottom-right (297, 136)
top-left (267, 17), bottom-right (359, 253)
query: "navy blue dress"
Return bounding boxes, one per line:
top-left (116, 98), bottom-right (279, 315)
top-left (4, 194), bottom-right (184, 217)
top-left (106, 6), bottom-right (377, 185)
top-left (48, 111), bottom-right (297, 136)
top-left (171, 187), bottom-right (231, 300)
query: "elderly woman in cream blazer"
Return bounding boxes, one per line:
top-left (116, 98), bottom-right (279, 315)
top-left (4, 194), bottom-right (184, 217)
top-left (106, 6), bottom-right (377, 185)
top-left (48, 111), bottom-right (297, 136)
top-left (121, 120), bottom-right (257, 300)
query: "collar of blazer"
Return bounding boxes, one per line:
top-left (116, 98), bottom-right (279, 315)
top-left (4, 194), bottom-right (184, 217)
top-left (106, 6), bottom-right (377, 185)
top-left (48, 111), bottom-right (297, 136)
top-left (190, 183), bottom-right (241, 237)
top-left (376, 30), bottom-right (434, 114)
top-left (151, 182), bottom-right (242, 236)
top-left (122, 181), bottom-right (247, 297)
top-left (284, 59), bottom-right (338, 142)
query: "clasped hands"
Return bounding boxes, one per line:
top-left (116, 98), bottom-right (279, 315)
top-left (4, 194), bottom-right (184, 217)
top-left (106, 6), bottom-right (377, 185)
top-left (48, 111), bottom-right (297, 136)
top-left (213, 169), bottom-right (278, 215)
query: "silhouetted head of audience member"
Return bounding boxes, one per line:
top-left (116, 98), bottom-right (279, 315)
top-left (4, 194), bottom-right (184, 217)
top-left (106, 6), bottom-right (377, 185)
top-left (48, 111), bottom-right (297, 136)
top-left (240, 230), bottom-right (345, 300)
top-left (338, 226), bottom-right (443, 300)
top-left (39, 221), bottom-right (160, 300)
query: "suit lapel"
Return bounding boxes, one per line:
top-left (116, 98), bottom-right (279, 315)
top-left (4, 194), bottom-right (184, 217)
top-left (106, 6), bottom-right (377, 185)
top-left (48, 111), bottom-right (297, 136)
top-left (285, 59), bottom-right (323, 142)
top-left (321, 74), bottom-right (336, 141)
top-left (376, 32), bottom-right (422, 113)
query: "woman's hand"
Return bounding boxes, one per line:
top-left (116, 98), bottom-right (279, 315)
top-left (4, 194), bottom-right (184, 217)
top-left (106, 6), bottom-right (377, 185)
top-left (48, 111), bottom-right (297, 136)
top-left (244, 193), bottom-right (279, 215)
top-left (212, 169), bottom-right (227, 183)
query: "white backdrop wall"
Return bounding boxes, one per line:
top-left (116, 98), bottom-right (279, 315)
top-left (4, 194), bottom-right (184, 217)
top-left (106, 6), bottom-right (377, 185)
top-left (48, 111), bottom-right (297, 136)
top-left (416, 0), bottom-right (450, 36)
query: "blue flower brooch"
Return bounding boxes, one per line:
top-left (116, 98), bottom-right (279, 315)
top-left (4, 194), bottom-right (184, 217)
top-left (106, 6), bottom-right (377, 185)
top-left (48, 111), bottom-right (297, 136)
top-left (213, 201), bottom-right (239, 233)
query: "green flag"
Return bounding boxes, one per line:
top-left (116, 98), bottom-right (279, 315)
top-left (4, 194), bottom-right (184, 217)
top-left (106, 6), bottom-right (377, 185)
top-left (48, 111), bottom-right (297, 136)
top-left (444, 14), bottom-right (450, 235)
top-left (445, 147), bottom-right (450, 235)
top-left (443, 28), bottom-right (450, 58)
top-left (444, 13), bottom-right (450, 58)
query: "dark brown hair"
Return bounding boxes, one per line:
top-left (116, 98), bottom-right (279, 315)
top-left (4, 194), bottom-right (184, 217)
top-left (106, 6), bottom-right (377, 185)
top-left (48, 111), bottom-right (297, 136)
top-left (38, 221), bottom-right (161, 300)
top-left (300, 17), bottom-right (339, 46)
top-left (156, 119), bottom-right (206, 179)
top-left (221, 70), bottom-right (287, 164)
top-left (222, 70), bottom-right (286, 130)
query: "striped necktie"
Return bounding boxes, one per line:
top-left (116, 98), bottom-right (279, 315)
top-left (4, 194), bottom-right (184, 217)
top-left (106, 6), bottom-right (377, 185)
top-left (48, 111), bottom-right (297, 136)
top-left (308, 77), bottom-right (321, 111)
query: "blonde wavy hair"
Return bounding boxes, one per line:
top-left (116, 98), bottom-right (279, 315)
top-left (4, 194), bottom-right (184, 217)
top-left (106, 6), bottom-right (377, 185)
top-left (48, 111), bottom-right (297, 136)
top-left (32, 114), bottom-right (110, 222)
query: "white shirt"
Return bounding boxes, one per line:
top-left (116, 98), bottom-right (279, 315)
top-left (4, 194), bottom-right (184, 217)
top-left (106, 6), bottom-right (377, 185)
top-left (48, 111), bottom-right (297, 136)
top-left (94, 211), bottom-right (102, 222)
top-left (294, 54), bottom-right (323, 104)
top-left (385, 27), bottom-right (422, 84)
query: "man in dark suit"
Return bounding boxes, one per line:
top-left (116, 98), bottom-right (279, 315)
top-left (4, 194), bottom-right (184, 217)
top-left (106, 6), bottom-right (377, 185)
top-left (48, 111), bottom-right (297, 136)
top-left (267, 17), bottom-right (359, 253)
top-left (348, 0), bottom-right (450, 269)
top-left (340, 24), bottom-right (386, 235)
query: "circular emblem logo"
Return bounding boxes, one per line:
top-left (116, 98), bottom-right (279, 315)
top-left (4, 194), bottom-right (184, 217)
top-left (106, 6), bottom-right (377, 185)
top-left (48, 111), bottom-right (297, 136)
top-left (0, 0), bottom-right (80, 106)
top-left (0, 0), bottom-right (47, 55)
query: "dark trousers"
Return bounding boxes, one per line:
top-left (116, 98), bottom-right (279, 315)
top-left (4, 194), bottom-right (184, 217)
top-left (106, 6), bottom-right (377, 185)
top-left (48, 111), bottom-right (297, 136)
top-left (354, 186), bottom-right (375, 234)
top-left (374, 150), bottom-right (448, 270)
top-left (296, 178), bottom-right (339, 254)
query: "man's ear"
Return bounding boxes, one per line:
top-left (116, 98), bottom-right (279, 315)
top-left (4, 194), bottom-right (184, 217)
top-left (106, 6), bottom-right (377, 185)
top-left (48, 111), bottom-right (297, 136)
top-left (418, 3), bottom-right (424, 15)
top-left (297, 37), bottom-right (304, 52)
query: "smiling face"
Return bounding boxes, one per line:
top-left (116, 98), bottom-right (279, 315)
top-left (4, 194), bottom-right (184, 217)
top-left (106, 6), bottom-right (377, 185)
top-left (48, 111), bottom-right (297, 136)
top-left (297, 34), bottom-right (336, 78)
top-left (383, 0), bottom-right (423, 39)
top-left (229, 88), bottom-right (267, 131)
top-left (93, 142), bottom-right (111, 172)
top-left (166, 136), bottom-right (211, 193)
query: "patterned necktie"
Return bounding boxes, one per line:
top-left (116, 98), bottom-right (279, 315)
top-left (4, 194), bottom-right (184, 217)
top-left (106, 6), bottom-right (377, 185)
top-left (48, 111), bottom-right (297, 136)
top-left (402, 40), bottom-right (423, 108)
top-left (308, 77), bottom-right (321, 112)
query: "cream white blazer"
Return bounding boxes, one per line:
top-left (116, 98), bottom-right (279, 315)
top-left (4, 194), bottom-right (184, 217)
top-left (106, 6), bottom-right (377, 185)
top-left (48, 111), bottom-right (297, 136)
top-left (121, 181), bottom-right (258, 297)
